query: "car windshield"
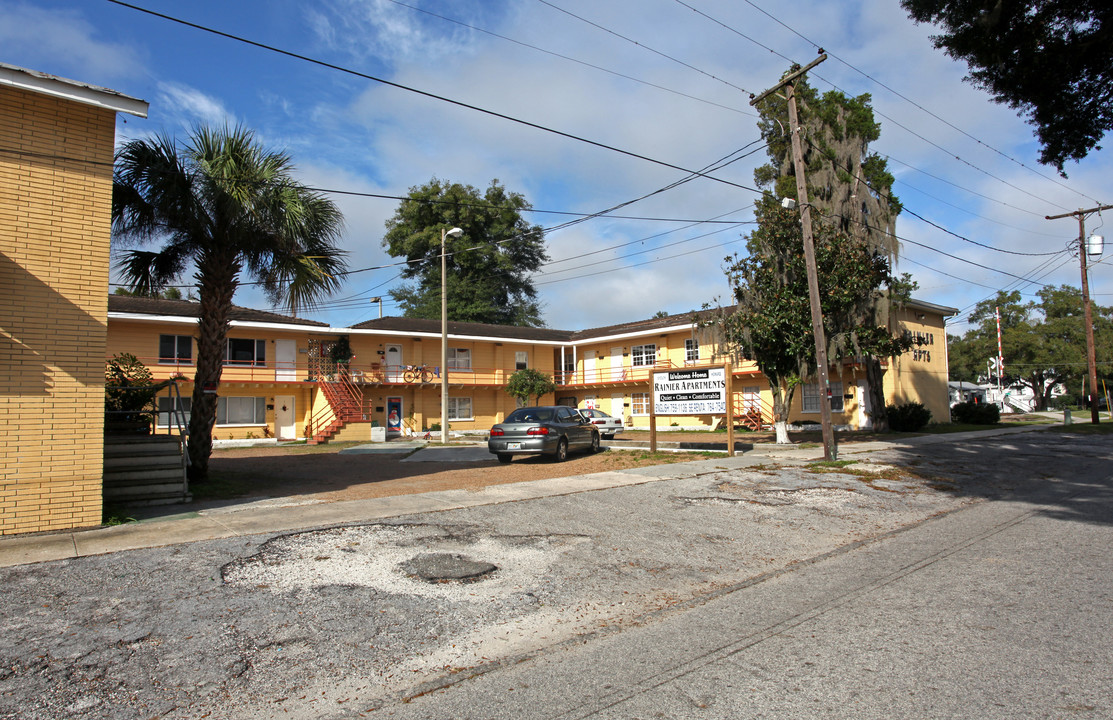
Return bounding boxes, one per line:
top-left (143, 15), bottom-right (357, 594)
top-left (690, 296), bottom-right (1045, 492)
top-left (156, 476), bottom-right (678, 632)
top-left (505, 408), bottom-right (554, 423)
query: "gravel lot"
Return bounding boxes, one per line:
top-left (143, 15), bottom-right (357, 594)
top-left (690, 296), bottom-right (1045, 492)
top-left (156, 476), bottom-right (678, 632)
top-left (0, 436), bottom-right (981, 720)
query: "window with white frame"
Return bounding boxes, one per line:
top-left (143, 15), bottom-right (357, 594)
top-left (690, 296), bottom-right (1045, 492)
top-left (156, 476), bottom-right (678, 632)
top-left (631, 344), bottom-right (656, 367)
top-left (685, 338), bottom-right (699, 363)
top-left (156, 395), bottom-right (192, 427)
top-left (802, 381), bottom-right (844, 413)
top-left (448, 347), bottom-right (471, 370)
top-left (631, 392), bottom-right (650, 415)
top-left (217, 396), bottom-right (267, 425)
top-left (447, 397), bottom-right (473, 420)
top-left (515, 351), bottom-right (528, 370)
top-left (225, 338), bottom-right (266, 366)
top-left (159, 334), bottom-right (192, 364)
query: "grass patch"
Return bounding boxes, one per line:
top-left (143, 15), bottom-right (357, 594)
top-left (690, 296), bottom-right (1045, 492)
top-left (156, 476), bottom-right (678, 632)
top-left (102, 508), bottom-right (137, 526)
top-left (809, 459), bottom-right (858, 469)
top-left (1056, 422), bottom-right (1113, 435)
top-left (604, 450), bottom-right (718, 463)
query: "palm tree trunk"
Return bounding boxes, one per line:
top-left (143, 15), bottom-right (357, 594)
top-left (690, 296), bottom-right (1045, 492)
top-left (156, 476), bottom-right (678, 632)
top-left (187, 251), bottom-right (240, 480)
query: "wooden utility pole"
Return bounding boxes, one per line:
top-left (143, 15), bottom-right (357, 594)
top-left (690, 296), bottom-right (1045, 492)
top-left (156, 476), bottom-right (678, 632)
top-left (751, 53), bottom-right (837, 460)
top-left (1046, 204), bottom-right (1111, 424)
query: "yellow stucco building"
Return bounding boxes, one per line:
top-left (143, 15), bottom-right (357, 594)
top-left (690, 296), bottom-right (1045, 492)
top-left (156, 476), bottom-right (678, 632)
top-left (105, 295), bottom-right (954, 445)
top-left (1, 64), bottom-right (147, 535)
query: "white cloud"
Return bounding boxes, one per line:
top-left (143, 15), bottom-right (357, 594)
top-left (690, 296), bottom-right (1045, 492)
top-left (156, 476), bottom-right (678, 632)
top-left (154, 82), bottom-right (235, 129)
top-left (0, 1), bottom-right (141, 80)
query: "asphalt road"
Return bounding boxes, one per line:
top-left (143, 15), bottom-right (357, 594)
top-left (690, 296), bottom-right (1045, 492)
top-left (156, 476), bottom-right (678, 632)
top-left (1, 427), bottom-right (1109, 719)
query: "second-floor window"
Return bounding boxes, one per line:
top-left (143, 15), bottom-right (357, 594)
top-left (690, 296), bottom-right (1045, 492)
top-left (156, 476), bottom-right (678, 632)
top-left (685, 338), bottom-right (699, 363)
top-left (226, 338), bottom-right (266, 366)
top-left (448, 347), bottom-right (471, 370)
top-left (515, 351), bottom-right (528, 370)
top-left (159, 334), bottom-right (192, 364)
top-left (631, 344), bottom-right (656, 367)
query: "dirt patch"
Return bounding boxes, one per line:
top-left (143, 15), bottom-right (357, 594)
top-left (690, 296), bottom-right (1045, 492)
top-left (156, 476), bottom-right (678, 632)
top-left (204, 442), bottom-right (722, 504)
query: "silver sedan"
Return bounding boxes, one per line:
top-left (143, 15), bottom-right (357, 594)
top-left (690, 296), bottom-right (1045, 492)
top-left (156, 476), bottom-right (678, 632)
top-left (578, 408), bottom-right (625, 439)
top-left (488, 406), bottom-right (600, 463)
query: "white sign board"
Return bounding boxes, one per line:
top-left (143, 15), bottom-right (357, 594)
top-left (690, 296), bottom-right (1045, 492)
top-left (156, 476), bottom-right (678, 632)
top-left (653, 367), bottom-right (727, 415)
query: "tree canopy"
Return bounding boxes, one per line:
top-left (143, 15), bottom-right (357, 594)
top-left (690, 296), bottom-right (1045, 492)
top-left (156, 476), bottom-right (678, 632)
top-left (112, 125), bottom-right (347, 478)
top-left (382, 179), bottom-right (549, 326)
top-left (714, 197), bottom-right (913, 441)
top-left (505, 368), bottom-right (556, 406)
top-left (752, 79), bottom-right (910, 431)
top-left (948, 287), bottom-right (1113, 409)
top-left (901, 0), bottom-right (1111, 173)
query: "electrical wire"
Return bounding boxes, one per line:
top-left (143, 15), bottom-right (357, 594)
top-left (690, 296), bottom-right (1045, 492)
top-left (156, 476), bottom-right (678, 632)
top-left (104, 0), bottom-right (763, 196)
top-left (382, 0), bottom-right (755, 118)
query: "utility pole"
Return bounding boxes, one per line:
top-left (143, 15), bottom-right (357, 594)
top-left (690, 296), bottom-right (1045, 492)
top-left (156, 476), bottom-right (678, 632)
top-left (751, 53), bottom-right (837, 460)
top-left (1046, 204), bottom-right (1111, 425)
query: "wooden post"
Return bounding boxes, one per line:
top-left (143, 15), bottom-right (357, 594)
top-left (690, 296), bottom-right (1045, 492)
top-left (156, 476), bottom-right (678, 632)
top-left (752, 54), bottom-right (837, 460)
top-left (725, 361), bottom-right (735, 457)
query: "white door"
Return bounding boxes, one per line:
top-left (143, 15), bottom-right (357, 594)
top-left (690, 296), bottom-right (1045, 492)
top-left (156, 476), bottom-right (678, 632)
top-left (275, 395), bottom-right (296, 440)
top-left (275, 339), bottom-right (297, 381)
top-left (385, 344), bottom-right (403, 382)
top-left (611, 393), bottom-right (624, 419)
top-left (611, 347), bottom-right (624, 382)
top-left (857, 380), bottom-right (872, 429)
top-left (584, 356), bottom-right (596, 383)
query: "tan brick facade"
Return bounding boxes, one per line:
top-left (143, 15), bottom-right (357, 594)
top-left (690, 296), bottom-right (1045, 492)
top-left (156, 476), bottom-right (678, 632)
top-left (0, 72), bottom-right (145, 535)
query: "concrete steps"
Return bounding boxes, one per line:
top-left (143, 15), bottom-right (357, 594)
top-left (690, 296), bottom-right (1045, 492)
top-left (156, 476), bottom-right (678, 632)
top-left (103, 435), bottom-right (191, 506)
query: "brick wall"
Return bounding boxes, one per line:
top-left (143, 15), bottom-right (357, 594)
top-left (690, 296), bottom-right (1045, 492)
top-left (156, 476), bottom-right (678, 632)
top-left (0, 85), bottom-right (116, 535)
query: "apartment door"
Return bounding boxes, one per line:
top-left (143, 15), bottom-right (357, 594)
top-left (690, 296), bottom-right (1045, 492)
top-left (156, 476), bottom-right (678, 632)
top-left (386, 396), bottom-right (403, 436)
top-left (584, 357), bottom-right (596, 383)
top-left (274, 395), bottom-right (296, 440)
top-left (385, 344), bottom-right (403, 382)
top-left (611, 347), bottom-right (624, 382)
top-left (857, 380), bottom-right (873, 430)
top-left (275, 339), bottom-right (297, 381)
top-left (611, 393), bottom-right (625, 419)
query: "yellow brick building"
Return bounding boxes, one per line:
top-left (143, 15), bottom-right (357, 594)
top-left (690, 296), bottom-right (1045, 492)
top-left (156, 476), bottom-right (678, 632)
top-left (1, 64), bottom-right (147, 535)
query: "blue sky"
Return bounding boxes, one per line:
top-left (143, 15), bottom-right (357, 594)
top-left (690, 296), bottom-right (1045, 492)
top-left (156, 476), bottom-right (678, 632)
top-left (3, 0), bottom-right (1109, 333)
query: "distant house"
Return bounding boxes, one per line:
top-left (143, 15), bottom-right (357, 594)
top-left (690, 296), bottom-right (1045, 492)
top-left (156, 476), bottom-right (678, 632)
top-left (0, 64), bottom-right (147, 536)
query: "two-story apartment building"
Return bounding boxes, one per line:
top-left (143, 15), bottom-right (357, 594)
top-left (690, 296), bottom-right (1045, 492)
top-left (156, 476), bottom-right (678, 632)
top-left (105, 295), bottom-right (954, 443)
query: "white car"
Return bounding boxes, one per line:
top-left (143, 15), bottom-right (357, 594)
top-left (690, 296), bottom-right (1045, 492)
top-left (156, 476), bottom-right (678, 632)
top-left (579, 408), bottom-right (624, 439)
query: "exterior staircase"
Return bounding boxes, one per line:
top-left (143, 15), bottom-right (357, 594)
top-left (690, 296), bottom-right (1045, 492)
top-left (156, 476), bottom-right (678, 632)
top-left (308, 378), bottom-right (366, 444)
top-left (103, 434), bottom-right (190, 506)
top-left (733, 392), bottom-right (773, 431)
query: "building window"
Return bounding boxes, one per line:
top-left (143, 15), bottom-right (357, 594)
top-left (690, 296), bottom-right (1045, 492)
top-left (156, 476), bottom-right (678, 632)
top-left (685, 338), bottom-right (699, 363)
top-left (631, 344), bottom-right (656, 367)
top-left (156, 395), bottom-right (192, 428)
top-left (226, 338), bottom-right (266, 366)
top-left (447, 397), bottom-right (473, 420)
top-left (159, 334), bottom-right (192, 364)
top-left (448, 347), bottom-right (471, 370)
top-left (515, 351), bottom-right (528, 370)
top-left (802, 381), bottom-right (844, 413)
top-left (631, 392), bottom-right (650, 416)
top-left (217, 396), bottom-right (267, 425)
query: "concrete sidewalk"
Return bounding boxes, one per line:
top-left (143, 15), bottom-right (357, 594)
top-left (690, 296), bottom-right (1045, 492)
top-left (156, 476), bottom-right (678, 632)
top-left (0, 423), bottom-right (1053, 568)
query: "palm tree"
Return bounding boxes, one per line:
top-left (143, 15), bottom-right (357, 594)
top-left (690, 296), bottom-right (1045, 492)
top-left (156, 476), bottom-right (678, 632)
top-left (112, 125), bottom-right (347, 480)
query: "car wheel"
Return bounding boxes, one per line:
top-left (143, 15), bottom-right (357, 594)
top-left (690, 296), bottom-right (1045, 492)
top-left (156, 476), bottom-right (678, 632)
top-left (590, 432), bottom-right (600, 453)
top-left (497, 453), bottom-right (512, 464)
top-left (553, 438), bottom-right (568, 462)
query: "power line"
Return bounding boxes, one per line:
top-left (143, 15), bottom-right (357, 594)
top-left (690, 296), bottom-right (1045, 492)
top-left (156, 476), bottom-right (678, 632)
top-left (383, 0), bottom-right (755, 118)
top-left (534, 0), bottom-right (751, 96)
top-left (105, 0), bottom-right (763, 196)
top-left (733, 0), bottom-right (1101, 206)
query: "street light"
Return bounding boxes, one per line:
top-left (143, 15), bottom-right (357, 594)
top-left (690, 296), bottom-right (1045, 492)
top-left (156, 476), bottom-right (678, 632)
top-left (441, 226), bottom-right (463, 444)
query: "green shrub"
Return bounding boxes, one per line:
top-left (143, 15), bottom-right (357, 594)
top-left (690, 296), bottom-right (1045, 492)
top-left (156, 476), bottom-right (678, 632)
top-left (886, 402), bottom-right (932, 432)
top-left (950, 401), bottom-right (1000, 424)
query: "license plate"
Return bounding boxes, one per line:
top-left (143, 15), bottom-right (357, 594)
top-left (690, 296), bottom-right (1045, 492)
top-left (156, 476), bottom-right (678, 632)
top-left (507, 442), bottom-right (522, 450)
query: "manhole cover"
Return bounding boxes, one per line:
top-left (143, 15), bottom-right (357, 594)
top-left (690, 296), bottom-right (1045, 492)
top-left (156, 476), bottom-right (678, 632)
top-left (399, 552), bottom-right (498, 583)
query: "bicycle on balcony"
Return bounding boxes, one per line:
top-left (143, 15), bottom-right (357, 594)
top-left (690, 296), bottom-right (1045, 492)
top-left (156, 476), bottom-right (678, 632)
top-left (403, 364), bottom-right (437, 384)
